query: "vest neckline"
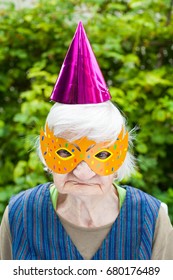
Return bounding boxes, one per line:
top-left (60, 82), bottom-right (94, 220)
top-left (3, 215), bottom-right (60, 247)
top-left (46, 183), bottom-right (129, 260)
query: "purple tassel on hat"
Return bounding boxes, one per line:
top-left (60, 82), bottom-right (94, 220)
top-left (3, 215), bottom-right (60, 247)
top-left (50, 21), bottom-right (111, 104)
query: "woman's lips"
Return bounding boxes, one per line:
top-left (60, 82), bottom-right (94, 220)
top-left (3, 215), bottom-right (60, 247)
top-left (68, 180), bottom-right (97, 186)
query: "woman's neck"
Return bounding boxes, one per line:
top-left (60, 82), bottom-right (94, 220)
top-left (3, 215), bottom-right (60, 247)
top-left (56, 186), bottom-right (119, 228)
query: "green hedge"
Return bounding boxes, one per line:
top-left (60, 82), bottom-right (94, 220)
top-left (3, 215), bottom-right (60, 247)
top-left (0, 0), bottom-right (173, 222)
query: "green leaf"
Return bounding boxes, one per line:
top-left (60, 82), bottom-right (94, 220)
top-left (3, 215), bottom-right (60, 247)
top-left (152, 110), bottom-right (167, 122)
top-left (13, 161), bottom-right (27, 180)
top-left (136, 143), bottom-right (148, 154)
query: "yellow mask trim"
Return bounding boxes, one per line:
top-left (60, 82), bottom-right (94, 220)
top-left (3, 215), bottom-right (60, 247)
top-left (94, 149), bottom-right (113, 162)
top-left (56, 147), bottom-right (74, 161)
top-left (40, 123), bottom-right (128, 175)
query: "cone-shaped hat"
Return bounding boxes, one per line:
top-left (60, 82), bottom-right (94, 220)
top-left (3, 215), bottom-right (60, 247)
top-left (50, 22), bottom-right (111, 104)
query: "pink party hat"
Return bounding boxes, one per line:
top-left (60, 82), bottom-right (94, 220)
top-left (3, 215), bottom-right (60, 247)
top-left (50, 21), bottom-right (111, 104)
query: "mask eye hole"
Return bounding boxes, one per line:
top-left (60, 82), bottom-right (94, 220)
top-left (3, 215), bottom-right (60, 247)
top-left (56, 149), bottom-right (73, 158)
top-left (95, 151), bottom-right (111, 160)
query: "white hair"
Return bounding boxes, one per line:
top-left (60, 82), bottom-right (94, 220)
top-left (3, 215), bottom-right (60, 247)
top-left (38, 101), bottom-right (136, 181)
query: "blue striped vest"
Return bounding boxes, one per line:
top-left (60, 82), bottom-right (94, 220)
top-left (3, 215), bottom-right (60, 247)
top-left (9, 183), bottom-right (160, 260)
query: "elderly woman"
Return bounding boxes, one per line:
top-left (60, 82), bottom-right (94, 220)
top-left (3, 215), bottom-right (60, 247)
top-left (0, 22), bottom-right (172, 260)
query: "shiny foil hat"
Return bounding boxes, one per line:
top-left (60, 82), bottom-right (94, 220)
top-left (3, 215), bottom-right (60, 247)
top-left (50, 21), bottom-right (111, 104)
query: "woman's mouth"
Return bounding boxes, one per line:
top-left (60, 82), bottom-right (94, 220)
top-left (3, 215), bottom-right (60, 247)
top-left (68, 180), bottom-right (98, 186)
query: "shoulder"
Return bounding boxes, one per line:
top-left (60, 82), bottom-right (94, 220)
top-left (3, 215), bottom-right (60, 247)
top-left (125, 185), bottom-right (160, 205)
top-left (9, 183), bottom-right (52, 220)
top-left (8, 183), bottom-right (52, 236)
top-left (9, 183), bottom-right (52, 206)
top-left (0, 206), bottom-right (10, 235)
top-left (0, 206), bottom-right (12, 259)
top-left (152, 206), bottom-right (173, 259)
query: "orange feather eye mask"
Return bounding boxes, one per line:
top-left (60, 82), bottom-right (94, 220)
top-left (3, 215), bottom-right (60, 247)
top-left (40, 124), bottom-right (128, 176)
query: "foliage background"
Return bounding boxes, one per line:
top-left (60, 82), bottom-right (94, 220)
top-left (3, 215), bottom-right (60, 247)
top-left (0, 0), bottom-right (173, 222)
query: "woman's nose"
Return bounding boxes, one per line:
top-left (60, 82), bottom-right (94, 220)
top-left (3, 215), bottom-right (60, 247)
top-left (73, 161), bottom-right (96, 180)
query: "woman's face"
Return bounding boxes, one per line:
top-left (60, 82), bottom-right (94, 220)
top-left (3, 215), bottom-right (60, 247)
top-left (53, 160), bottom-right (115, 196)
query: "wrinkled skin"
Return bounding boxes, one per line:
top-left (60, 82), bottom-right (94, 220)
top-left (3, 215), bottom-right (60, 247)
top-left (53, 161), bottom-right (119, 227)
